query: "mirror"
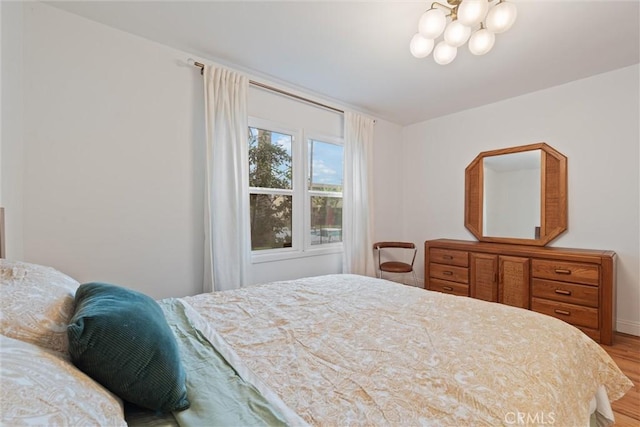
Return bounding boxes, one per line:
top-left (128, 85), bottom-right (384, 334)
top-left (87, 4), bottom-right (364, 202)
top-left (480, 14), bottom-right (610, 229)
top-left (465, 143), bottom-right (567, 246)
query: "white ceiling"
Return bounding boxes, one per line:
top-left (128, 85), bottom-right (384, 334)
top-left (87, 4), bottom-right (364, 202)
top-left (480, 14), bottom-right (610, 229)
top-left (47, 0), bottom-right (639, 125)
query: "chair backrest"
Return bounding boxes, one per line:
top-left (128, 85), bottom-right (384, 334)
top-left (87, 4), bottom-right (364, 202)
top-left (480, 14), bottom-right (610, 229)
top-left (373, 241), bottom-right (417, 267)
top-left (373, 241), bottom-right (415, 250)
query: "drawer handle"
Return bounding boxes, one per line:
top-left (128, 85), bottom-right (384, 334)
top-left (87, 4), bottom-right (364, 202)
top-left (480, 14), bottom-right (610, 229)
top-left (554, 309), bottom-right (571, 316)
top-left (554, 269), bottom-right (572, 275)
top-left (443, 271), bottom-right (453, 276)
top-left (554, 289), bottom-right (572, 296)
top-left (443, 286), bottom-right (453, 291)
top-left (443, 255), bottom-right (454, 260)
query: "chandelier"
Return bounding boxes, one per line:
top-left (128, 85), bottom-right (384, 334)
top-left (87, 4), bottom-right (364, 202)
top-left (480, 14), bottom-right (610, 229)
top-left (410, 0), bottom-right (517, 65)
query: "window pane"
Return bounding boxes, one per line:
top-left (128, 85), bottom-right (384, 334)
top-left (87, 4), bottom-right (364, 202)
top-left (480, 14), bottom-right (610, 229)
top-left (249, 127), bottom-right (292, 189)
top-left (308, 140), bottom-right (343, 192)
top-left (250, 193), bottom-right (292, 250)
top-left (310, 196), bottom-right (342, 245)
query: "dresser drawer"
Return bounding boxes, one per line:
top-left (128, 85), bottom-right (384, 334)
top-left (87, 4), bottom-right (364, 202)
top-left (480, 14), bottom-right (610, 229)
top-left (429, 278), bottom-right (469, 297)
top-left (429, 249), bottom-right (469, 267)
top-left (531, 259), bottom-right (599, 286)
top-left (429, 263), bottom-right (469, 284)
top-left (532, 279), bottom-right (598, 308)
top-left (577, 326), bottom-right (600, 343)
top-left (531, 297), bottom-right (598, 329)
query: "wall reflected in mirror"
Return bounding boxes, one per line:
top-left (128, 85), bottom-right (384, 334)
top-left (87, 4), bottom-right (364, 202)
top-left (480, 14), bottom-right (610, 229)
top-left (465, 142), bottom-right (566, 246)
top-left (483, 150), bottom-right (541, 239)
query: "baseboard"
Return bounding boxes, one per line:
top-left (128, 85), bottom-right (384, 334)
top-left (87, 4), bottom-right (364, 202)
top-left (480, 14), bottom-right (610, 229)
top-left (617, 319), bottom-right (640, 337)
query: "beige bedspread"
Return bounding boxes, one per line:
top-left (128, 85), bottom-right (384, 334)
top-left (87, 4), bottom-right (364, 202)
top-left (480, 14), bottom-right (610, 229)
top-left (183, 274), bottom-right (632, 426)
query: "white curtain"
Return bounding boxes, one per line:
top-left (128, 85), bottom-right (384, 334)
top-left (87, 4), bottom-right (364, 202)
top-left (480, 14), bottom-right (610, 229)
top-left (203, 65), bottom-right (250, 292)
top-left (342, 111), bottom-right (376, 277)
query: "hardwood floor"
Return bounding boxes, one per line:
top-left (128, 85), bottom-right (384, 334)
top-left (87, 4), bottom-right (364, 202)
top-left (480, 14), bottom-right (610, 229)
top-left (600, 333), bottom-right (640, 426)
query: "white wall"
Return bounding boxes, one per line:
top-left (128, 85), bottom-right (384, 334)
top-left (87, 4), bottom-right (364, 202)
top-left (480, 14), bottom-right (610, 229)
top-left (13, 2), bottom-right (403, 298)
top-left (403, 65), bottom-right (640, 335)
top-left (372, 119), bottom-right (404, 243)
top-left (20, 2), bottom-right (205, 299)
top-left (1, 1), bottom-right (25, 260)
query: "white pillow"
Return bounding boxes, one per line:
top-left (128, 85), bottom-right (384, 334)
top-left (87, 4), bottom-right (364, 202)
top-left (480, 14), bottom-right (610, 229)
top-left (0, 334), bottom-right (126, 426)
top-left (0, 260), bottom-right (79, 353)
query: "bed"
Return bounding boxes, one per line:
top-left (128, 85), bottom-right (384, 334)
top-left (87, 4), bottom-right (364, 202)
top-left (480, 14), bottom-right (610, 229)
top-left (0, 260), bottom-right (633, 426)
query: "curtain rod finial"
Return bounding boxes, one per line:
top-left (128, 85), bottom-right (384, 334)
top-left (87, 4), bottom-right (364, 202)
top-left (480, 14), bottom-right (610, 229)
top-left (188, 58), bottom-right (205, 75)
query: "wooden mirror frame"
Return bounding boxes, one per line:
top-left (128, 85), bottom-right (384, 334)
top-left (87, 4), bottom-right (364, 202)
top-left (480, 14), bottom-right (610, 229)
top-left (465, 142), bottom-right (567, 246)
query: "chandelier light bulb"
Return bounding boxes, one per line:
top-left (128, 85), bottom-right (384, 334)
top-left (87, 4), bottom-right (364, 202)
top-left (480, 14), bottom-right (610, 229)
top-left (468, 27), bottom-right (495, 55)
top-left (433, 41), bottom-right (457, 65)
top-left (486, 1), bottom-right (517, 33)
top-left (457, 0), bottom-right (490, 27)
top-left (409, 33), bottom-right (435, 58)
top-left (418, 7), bottom-right (447, 39)
top-left (444, 21), bottom-right (471, 47)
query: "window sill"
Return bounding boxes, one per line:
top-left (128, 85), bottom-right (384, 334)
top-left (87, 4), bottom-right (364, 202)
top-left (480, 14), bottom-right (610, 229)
top-left (251, 244), bottom-right (343, 264)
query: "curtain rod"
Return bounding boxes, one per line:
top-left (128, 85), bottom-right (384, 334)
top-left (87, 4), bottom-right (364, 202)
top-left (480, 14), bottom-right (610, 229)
top-left (191, 60), bottom-right (344, 115)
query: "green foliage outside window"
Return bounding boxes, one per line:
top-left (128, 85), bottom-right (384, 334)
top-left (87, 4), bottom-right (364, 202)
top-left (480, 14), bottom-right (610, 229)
top-left (248, 127), bottom-right (293, 250)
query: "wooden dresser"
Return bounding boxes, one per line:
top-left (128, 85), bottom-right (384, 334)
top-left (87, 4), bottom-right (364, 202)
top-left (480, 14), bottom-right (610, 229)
top-left (424, 239), bottom-right (616, 345)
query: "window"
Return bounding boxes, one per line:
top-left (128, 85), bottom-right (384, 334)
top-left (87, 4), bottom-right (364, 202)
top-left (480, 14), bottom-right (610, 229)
top-left (248, 118), bottom-right (343, 258)
top-left (308, 139), bottom-right (343, 246)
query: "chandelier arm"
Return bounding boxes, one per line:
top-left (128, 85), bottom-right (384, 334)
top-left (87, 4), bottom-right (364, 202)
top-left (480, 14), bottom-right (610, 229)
top-left (431, 2), bottom-right (453, 12)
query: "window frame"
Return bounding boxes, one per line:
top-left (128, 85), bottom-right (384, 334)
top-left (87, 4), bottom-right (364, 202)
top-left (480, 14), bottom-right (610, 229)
top-left (248, 117), bottom-right (343, 264)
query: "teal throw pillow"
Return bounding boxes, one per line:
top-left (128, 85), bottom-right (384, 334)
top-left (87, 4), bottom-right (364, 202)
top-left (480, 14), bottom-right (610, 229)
top-left (67, 282), bottom-right (190, 413)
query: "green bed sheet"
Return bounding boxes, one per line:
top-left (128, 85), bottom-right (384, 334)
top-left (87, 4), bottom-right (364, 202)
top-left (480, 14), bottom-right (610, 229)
top-left (127, 298), bottom-right (290, 427)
